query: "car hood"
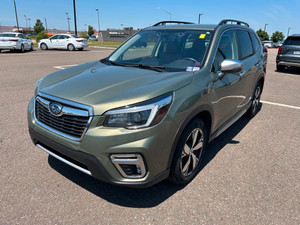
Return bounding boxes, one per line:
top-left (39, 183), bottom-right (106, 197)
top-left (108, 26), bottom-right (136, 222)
top-left (38, 61), bottom-right (193, 115)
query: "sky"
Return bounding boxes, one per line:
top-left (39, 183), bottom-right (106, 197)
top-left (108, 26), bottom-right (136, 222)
top-left (0, 0), bottom-right (299, 37)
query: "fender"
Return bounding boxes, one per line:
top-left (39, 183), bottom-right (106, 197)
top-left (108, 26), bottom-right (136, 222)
top-left (167, 104), bottom-right (214, 168)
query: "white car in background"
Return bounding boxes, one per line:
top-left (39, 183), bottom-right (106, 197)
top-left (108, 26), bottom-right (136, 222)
top-left (38, 34), bottom-right (88, 51)
top-left (0, 32), bottom-right (33, 52)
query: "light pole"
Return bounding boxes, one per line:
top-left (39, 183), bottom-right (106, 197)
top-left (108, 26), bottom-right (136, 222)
top-left (13, 0), bottom-right (20, 32)
top-left (96, 9), bottom-right (100, 32)
top-left (198, 13), bottom-right (203, 24)
top-left (24, 15), bottom-right (28, 29)
top-left (44, 17), bottom-right (48, 34)
top-left (264, 23), bottom-right (268, 32)
top-left (84, 24), bottom-right (87, 32)
top-left (287, 27), bottom-right (291, 37)
top-left (158, 7), bottom-right (172, 21)
top-left (73, 0), bottom-right (77, 35)
top-left (27, 18), bottom-right (31, 29)
top-left (66, 12), bottom-right (71, 33)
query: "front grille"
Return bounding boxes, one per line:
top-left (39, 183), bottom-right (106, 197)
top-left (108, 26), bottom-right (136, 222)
top-left (35, 100), bottom-right (89, 139)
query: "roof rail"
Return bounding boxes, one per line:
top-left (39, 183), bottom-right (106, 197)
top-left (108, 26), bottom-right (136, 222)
top-left (218, 19), bottom-right (249, 27)
top-left (153, 21), bottom-right (194, 26)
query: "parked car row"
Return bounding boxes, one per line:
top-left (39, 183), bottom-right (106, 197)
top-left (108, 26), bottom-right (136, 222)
top-left (262, 40), bottom-right (283, 48)
top-left (0, 32), bottom-right (89, 53)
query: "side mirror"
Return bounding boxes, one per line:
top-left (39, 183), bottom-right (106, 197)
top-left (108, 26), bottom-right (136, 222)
top-left (218, 59), bottom-right (243, 79)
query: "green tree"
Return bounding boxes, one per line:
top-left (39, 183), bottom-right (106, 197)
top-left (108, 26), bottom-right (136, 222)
top-left (271, 31), bottom-right (285, 43)
top-left (35, 31), bottom-right (49, 43)
top-left (79, 31), bottom-right (88, 39)
top-left (256, 29), bottom-right (269, 41)
top-left (88, 25), bottom-right (94, 37)
top-left (33, 19), bottom-right (45, 34)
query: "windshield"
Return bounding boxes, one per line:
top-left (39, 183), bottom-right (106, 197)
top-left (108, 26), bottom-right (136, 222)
top-left (0, 34), bottom-right (17, 37)
top-left (107, 29), bottom-right (213, 71)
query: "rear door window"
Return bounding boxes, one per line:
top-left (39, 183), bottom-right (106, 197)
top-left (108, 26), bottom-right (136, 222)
top-left (236, 30), bottom-right (254, 59)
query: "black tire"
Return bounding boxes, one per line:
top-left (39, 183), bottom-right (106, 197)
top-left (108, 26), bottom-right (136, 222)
top-left (30, 44), bottom-right (34, 51)
top-left (20, 44), bottom-right (25, 53)
top-left (276, 64), bottom-right (285, 72)
top-left (67, 44), bottom-right (75, 51)
top-left (40, 43), bottom-right (48, 50)
top-left (169, 118), bottom-right (208, 185)
top-left (78, 48), bottom-right (83, 51)
top-left (245, 82), bottom-right (262, 118)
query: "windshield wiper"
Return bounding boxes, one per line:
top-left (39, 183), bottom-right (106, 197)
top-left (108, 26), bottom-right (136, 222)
top-left (101, 59), bottom-right (165, 72)
top-left (130, 64), bottom-right (165, 72)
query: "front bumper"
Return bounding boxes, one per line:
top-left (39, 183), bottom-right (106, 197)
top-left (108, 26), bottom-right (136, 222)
top-left (28, 97), bottom-right (178, 187)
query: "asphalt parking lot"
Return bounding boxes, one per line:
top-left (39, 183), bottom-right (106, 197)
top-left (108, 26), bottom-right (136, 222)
top-left (0, 47), bottom-right (299, 224)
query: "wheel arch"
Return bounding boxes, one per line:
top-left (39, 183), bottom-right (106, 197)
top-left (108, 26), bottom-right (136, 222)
top-left (167, 105), bottom-right (213, 168)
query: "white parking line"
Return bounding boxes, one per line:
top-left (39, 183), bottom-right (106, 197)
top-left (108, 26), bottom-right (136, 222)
top-left (53, 64), bottom-right (78, 70)
top-left (261, 100), bottom-right (300, 110)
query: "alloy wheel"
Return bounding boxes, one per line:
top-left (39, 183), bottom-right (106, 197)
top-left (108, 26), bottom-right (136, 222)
top-left (180, 128), bottom-right (204, 176)
top-left (252, 86), bottom-right (261, 114)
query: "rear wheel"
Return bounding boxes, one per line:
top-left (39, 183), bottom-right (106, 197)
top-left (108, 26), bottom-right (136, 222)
top-left (40, 43), bottom-right (48, 50)
top-left (78, 48), bottom-right (83, 51)
top-left (30, 44), bottom-right (33, 51)
top-left (245, 82), bottom-right (262, 118)
top-left (169, 118), bottom-right (208, 185)
top-left (67, 44), bottom-right (75, 51)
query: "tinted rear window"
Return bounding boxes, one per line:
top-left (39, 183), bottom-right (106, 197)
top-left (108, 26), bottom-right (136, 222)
top-left (284, 37), bottom-right (300, 45)
top-left (236, 30), bottom-right (254, 59)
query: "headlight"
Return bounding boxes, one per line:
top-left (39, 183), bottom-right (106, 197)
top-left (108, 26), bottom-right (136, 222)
top-left (103, 92), bottom-right (173, 129)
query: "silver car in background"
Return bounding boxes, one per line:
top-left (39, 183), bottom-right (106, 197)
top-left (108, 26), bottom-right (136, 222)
top-left (38, 34), bottom-right (88, 51)
top-left (0, 32), bottom-right (33, 52)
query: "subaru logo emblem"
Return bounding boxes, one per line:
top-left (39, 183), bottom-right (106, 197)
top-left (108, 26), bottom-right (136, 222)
top-left (49, 102), bottom-right (63, 116)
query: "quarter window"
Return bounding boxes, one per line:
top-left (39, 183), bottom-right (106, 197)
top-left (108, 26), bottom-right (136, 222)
top-left (236, 30), bottom-right (253, 59)
top-left (249, 32), bottom-right (260, 52)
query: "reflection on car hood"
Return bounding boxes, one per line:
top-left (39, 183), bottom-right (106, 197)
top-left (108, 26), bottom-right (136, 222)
top-left (38, 61), bottom-right (193, 115)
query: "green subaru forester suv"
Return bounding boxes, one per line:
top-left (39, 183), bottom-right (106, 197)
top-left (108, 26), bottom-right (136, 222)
top-left (28, 20), bottom-right (265, 187)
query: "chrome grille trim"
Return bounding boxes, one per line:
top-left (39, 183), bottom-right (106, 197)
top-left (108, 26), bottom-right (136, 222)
top-left (34, 92), bottom-right (93, 142)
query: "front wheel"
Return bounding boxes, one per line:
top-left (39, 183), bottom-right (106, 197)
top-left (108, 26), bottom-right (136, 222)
top-left (78, 48), bottom-right (83, 51)
top-left (20, 44), bottom-right (25, 53)
top-left (169, 118), bottom-right (208, 185)
top-left (40, 43), bottom-right (48, 50)
top-left (67, 44), bottom-right (75, 51)
top-left (245, 82), bottom-right (262, 118)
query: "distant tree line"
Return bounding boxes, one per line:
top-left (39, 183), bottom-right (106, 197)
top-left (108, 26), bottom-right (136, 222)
top-left (256, 29), bottom-right (285, 42)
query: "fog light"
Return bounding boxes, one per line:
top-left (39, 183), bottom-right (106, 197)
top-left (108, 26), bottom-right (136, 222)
top-left (110, 154), bottom-right (146, 179)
